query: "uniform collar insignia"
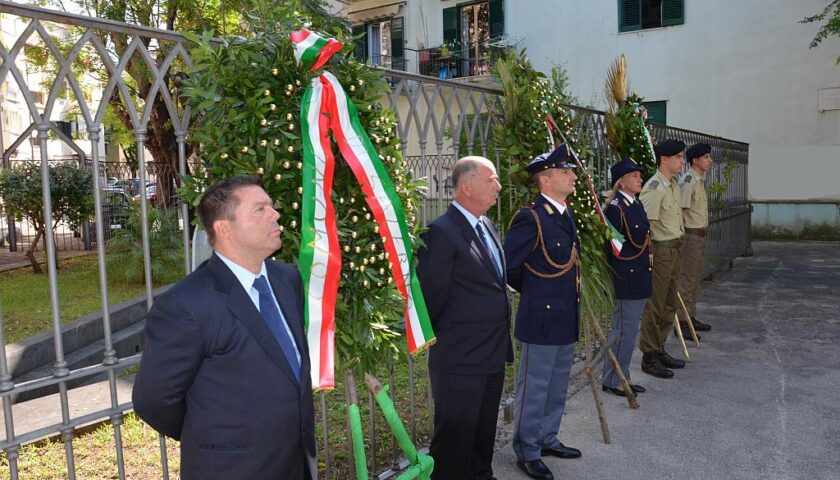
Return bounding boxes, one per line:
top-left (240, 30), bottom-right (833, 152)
top-left (543, 203), bottom-right (555, 215)
top-left (623, 199), bottom-right (630, 206)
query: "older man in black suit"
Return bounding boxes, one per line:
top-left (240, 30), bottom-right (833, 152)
top-left (417, 156), bottom-right (512, 480)
top-left (132, 176), bottom-right (316, 480)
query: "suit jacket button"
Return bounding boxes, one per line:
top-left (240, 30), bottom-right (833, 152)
top-left (546, 304), bottom-right (551, 309)
top-left (630, 269), bottom-right (634, 272)
top-left (649, 267), bottom-right (653, 271)
top-left (635, 224), bottom-right (639, 228)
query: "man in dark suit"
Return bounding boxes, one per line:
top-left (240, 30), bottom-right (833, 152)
top-left (132, 176), bottom-right (316, 480)
top-left (417, 156), bottom-right (512, 480)
top-left (503, 145), bottom-right (582, 480)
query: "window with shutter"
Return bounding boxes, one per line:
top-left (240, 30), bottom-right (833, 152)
top-left (619, 0), bottom-right (683, 32)
top-left (443, 6), bottom-right (460, 45)
top-left (352, 24), bottom-right (367, 62)
top-left (488, 0), bottom-right (504, 40)
top-left (619, 0), bottom-right (642, 32)
top-left (390, 17), bottom-right (405, 70)
top-left (661, 0), bottom-right (684, 26)
top-left (642, 101), bottom-right (667, 125)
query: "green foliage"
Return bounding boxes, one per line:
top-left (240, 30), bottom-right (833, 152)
top-left (491, 49), bottom-right (615, 332)
top-left (179, 1), bottom-right (426, 377)
top-left (106, 203), bottom-right (185, 285)
top-left (802, 0), bottom-right (840, 64)
top-left (605, 93), bottom-right (658, 181)
top-left (492, 49), bottom-right (574, 227)
top-left (709, 157), bottom-right (737, 216)
top-left (0, 161), bottom-right (94, 273)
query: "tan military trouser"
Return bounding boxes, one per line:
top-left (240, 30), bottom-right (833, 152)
top-left (639, 240), bottom-right (682, 354)
top-left (678, 232), bottom-right (706, 320)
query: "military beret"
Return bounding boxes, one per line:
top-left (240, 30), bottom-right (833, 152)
top-left (525, 143), bottom-right (577, 175)
top-left (610, 158), bottom-right (643, 187)
top-left (654, 139), bottom-right (685, 159)
top-left (686, 142), bottom-right (712, 162)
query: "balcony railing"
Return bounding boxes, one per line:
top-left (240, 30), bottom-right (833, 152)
top-left (417, 40), bottom-right (503, 80)
top-left (367, 53), bottom-right (406, 71)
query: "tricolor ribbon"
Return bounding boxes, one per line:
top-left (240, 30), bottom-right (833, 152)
top-left (632, 103), bottom-right (657, 165)
top-left (293, 31), bottom-right (435, 389)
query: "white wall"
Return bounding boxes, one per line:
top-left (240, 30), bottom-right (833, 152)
top-left (505, 0), bottom-right (840, 200)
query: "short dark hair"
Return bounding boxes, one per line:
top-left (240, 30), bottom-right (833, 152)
top-left (198, 176), bottom-right (262, 245)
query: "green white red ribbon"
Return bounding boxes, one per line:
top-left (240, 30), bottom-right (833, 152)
top-left (639, 116), bottom-right (657, 164)
top-left (295, 32), bottom-right (435, 389)
top-left (290, 29), bottom-right (343, 71)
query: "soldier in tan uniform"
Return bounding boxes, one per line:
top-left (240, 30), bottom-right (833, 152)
top-left (677, 143), bottom-right (714, 335)
top-left (638, 139), bottom-right (686, 379)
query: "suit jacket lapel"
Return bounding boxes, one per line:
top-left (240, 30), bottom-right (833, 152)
top-left (448, 205), bottom-right (503, 285)
top-left (208, 255), bottom-right (301, 387)
top-left (482, 217), bottom-right (506, 282)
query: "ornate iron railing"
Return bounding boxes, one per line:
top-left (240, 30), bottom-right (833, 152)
top-left (0, 2), bottom-right (750, 479)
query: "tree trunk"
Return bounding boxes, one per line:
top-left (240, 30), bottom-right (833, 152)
top-left (25, 229), bottom-right (44, 274)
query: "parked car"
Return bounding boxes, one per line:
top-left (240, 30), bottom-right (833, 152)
top-left (74, 188), bottom-right (132, 241)
top-left (104, 188), bottom-right (132, 231)
top-left (114, 179), bottom-right (142, 197)
top-left (143, 182), bottom-right (158, 205)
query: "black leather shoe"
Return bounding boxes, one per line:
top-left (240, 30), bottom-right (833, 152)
top-left (675, 324), bottom-right (701, 341)
top-left (541, 442), bottom-right (581, 459)
top-left (692, 317), bottom-right (712, 331)
top-left (630, 384), bottom-right (646, 393)
top-left (641, 352), bottom-right (674, 378)
top-left (658, 350), bottom-right (685, 369)
top-left (517, 459), bottom-right (554, 480)
top-left (602, 385), bottom-right (627, 397)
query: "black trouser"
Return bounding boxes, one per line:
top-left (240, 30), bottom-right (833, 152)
top-left (429, 369), bottom-right (505, 480)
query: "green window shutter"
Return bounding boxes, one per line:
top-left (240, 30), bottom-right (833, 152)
top-left (643, 101), bottom-right (667, 125)
top-left (619, 0), bottom-right (641, 32)
top-left (390, 17), bottom-right (405, 70)
top-left (662, 0), bottom-right (684, 26)
top-left (352, 24), bottom-right (367, 62)
top-left (489, 0), bottom-right (504, 40)
top-left (443, 6), bottom-right (461, 44)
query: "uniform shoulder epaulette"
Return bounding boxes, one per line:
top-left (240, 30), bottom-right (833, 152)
top-left (542, 203), bottom-right (555, 215)
top-left (647, 180), bottom-right (660, 189)
top-left (609, 198), bottom-right (619, 206)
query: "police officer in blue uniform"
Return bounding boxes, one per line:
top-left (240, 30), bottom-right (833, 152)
top-left (601, 158), bottom-right (652, 397)
top-left (504, 144), bottom-right (582, 480)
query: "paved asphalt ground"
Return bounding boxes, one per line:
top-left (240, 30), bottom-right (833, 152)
top-left (491, 241), bottom-right (840, 480)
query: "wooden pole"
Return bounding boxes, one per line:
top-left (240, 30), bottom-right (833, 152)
top-left (673, 314), bottom-right (690, 361)
top-left (677, 292), bottom-right (700, 347)
top-left (584, 315), bottom-right (611, 443)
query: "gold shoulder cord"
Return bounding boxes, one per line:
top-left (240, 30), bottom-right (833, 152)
top-left (614, 206), bottom-right (650, 261)
top-left (522, 208), bottom-right (580, 294)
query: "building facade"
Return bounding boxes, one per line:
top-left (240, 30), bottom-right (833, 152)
top-left (332, 0), bottom-right (840, 200)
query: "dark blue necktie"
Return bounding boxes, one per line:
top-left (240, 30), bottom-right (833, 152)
top-left (253, 275), bottom-right (301, 382)
top-left (476, 221), bottom-right (503, 280)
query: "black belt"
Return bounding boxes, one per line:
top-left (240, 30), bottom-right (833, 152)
top-left (685, 228), bottom-right (707, 237)
top-left (653, 238), bottom-right (683, 248)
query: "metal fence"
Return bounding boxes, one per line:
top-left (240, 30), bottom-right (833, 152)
top-left (0, 2), bottom-right (750, 479)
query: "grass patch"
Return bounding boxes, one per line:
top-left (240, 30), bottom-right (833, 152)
top-left (0, 254), bottom-right (183, 343)
top-left (0, 413), bottom-right (180, 479)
